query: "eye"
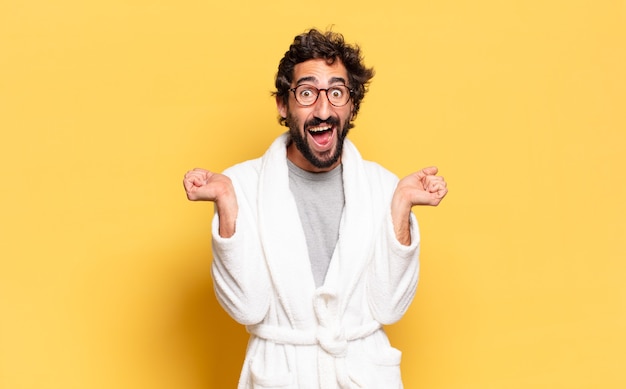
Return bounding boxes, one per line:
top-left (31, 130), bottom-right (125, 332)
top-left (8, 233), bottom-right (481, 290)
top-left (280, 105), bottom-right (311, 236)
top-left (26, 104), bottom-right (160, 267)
top-left (329, 87), bottom-right (344, 99)
top-left (297, 86), bottom-right (317, 99)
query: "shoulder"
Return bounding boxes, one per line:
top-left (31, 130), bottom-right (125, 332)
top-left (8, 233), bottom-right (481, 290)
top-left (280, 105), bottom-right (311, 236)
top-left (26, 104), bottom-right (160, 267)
top-left (222, 158), bottom-right (263, 197)
top-left (222, 157), bottom-right (262, 178)
top-left (344, 139), bottom-right (399, 185)
top-left (223, 132), bottom-right (289, 181)
top-left (362, 159), bottom-right (399, 187)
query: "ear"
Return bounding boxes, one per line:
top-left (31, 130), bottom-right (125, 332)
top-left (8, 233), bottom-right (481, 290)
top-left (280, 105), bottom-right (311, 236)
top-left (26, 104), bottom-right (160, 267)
top-left (276, 96), bottom-right (287, 119)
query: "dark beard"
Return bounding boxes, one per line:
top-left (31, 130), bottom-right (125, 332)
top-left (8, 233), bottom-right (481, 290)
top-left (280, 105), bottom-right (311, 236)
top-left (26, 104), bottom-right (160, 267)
top-left (287, 116), bottom-right (350, 169)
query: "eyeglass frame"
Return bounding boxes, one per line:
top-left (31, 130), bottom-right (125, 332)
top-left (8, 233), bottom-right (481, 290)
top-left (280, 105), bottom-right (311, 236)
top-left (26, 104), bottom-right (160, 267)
top-left (288, 84), bottom-right (354, 107)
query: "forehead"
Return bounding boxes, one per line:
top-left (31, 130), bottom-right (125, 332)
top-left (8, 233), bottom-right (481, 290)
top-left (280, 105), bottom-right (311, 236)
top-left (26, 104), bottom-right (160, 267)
top-left (293, 58), bottom-right (349, 85)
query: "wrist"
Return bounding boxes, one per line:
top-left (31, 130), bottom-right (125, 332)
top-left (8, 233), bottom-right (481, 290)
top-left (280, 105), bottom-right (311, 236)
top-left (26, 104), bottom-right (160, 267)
top-left (391, 190), bottom-right (412, 246)
top-left (214, 181), bottom-right (238, 238)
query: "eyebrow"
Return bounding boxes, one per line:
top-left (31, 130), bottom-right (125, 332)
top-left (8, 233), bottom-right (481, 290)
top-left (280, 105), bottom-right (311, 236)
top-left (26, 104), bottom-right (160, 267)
top-left (295, 76), bottom-right (348, 86)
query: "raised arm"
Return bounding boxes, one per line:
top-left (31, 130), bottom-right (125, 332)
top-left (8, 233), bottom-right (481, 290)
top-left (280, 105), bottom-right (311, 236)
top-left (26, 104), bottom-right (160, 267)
top-left (183, 168), bottom-right (238, 238)
top-left (184, 167), bottom-right (271, 324)
top-left (391, 166), bottom-right (448, 245)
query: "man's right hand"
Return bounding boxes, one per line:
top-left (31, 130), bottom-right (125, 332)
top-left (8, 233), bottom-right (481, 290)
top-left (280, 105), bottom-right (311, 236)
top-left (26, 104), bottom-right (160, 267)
top-left (183, 168), bottom-right (233, 202)
top-left (183, 168), bottom-right (238, 237)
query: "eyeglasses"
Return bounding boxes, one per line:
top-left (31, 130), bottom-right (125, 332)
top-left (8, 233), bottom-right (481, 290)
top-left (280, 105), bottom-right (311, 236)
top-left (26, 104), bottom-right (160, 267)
top-left (288, 84), bottom-right (353, 107)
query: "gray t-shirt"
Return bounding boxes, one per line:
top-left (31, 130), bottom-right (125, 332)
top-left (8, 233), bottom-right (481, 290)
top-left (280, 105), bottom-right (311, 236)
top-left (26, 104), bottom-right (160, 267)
top-left (287, 160), bottom-right (345, 287)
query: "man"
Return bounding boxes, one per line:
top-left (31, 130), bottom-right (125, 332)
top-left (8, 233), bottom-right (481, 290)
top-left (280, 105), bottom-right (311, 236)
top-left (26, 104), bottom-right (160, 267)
top-left (183, 29), bottom-right (447, 389)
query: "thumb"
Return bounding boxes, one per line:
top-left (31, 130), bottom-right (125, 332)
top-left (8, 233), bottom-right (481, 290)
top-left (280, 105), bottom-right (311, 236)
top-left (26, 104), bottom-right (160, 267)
top-left (416, 166), bottom-right (438, 178)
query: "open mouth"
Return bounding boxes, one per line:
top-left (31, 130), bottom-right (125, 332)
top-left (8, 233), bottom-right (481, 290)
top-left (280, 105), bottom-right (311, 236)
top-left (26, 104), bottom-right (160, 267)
top-left (307, 124), bottom-right (334, 147)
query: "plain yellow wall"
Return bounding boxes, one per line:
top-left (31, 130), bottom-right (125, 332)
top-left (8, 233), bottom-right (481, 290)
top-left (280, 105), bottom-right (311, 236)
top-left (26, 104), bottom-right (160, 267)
top-left (1, 0), bottom-right (625, 388)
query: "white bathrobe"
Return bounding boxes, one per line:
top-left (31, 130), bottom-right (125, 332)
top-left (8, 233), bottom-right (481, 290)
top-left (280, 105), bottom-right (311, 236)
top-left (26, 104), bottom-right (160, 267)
top-left (211, 133), bottom-right (420, 389)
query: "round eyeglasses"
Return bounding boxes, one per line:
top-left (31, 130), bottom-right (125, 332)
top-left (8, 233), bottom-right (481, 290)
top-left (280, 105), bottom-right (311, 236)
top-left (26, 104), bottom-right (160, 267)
top-left (288, 84), bottom-right (353, 107)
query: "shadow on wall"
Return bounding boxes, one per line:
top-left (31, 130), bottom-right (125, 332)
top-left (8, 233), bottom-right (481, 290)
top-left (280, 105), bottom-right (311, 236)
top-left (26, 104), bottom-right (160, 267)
top-left (172, 255), bottom-right (249, 388)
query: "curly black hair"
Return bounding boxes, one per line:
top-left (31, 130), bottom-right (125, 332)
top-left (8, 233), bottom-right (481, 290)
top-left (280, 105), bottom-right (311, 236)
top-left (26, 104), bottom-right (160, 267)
top-left (273, 29), bottom-right (375, 126)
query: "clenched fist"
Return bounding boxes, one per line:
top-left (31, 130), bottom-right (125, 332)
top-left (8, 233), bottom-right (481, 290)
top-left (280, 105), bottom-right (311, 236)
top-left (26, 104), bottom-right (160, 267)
top-left (183, 168), bottom-right (234, 202)
top-left (396, 166), bottom-right (448, 207)
top-left (391, 166), bottom-right (448, 245)
top-left (183, 168), bottom-right (238, 237)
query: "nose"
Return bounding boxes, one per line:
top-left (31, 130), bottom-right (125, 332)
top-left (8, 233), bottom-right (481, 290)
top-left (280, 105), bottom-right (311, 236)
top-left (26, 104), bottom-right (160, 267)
top-left (313, 90), bottom-right (332, 120)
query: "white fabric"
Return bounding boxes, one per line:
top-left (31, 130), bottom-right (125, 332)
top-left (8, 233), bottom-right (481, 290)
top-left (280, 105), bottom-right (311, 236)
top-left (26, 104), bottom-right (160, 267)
top-left (211, 133), bottom-right (420, 389)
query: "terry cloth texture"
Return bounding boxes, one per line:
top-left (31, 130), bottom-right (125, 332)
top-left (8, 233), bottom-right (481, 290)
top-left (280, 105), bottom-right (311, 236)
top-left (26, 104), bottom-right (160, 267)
top-left (211, 132), bottom-right (421, 389)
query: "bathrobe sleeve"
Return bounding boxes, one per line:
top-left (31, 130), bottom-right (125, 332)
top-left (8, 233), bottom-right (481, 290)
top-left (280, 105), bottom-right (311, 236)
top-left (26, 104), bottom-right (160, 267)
top-left (366, 166), bottom-right (421, 325)
top-left (210, 161), bottom-right (272, 326)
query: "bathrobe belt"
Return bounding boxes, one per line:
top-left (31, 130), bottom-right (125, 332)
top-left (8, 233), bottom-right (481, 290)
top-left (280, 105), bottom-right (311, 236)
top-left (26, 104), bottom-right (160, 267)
top-left (245, 320), bottom-right (381, 354)
top-left (246, 290), bottom-right (380, 388)
top-left (246, 321), bottom-right (380, 389)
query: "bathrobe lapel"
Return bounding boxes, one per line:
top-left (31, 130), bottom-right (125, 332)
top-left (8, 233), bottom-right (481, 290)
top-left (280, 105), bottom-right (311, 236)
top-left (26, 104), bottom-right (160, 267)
top-left (323, 139), bottom-right (376, 315)
top-left (257, 134), bottom-right (317, 326)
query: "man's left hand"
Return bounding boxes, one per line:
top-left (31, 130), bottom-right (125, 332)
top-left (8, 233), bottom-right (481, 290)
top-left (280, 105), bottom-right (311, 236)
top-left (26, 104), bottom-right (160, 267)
top-left (391, 166), bottom-right (448, 245)
top-left (396, 166), bottom-right (448, 207)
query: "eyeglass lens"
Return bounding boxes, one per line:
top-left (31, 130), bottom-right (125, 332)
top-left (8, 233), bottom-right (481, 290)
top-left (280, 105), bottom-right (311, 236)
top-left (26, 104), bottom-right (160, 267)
top-left (293, 85), bottom-right (350, 106)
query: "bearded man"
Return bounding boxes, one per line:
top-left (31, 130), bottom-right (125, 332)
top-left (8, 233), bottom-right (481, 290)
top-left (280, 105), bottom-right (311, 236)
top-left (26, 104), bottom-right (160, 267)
top-left (183, 29), bottom-right (448, 389)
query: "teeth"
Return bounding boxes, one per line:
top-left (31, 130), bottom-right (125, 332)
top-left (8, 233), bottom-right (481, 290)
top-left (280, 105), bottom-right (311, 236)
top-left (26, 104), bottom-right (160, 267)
top-left (309, 126), bottom-right (331, 133)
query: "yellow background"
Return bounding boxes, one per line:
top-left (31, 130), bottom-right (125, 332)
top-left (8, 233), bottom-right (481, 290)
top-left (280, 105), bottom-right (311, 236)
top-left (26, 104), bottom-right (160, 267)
top-left (1, 0), bottom-right (625, 388)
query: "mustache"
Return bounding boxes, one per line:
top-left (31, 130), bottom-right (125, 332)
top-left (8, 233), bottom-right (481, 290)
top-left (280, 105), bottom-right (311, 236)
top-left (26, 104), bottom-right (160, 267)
top-left (304, 116), bottom-right (340, 129)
